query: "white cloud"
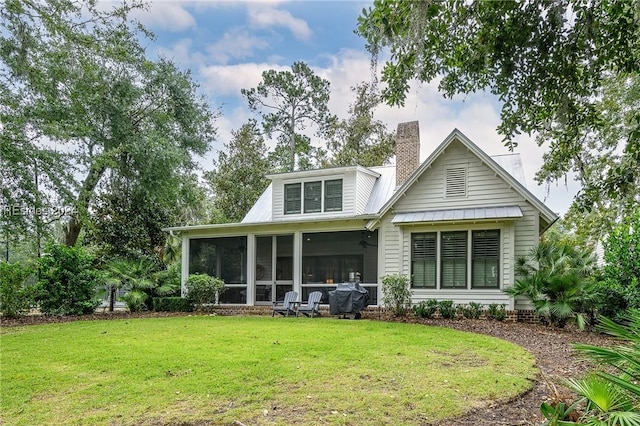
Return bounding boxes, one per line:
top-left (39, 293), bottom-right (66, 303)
top-left (156, 38), bottom-right (208, 69)
top-left (199, 62), bottom-right (288, 96)
top-left (247, 5), bottom-right (312, 41)
top-left (206, 28), bottom-right (269, 65)
top-left (132, 2), bottom-right (196, 32)
top-left (196, 47), bottom-right (579, 215)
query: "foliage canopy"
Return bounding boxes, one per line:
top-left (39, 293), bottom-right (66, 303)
top-left (357, 0), bottom-right (640, 236)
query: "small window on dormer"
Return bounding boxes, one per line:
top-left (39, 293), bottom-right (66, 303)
top-left (304, 181), bottom-right (322, 213)
top-left (284, 183), bottom-right (301, 214)
top-left (445, 166), bottom-right (467, 198)
top-left (324, 179), bottom-right (343, 212)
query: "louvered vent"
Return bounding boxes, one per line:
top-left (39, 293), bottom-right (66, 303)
top-left (445, 167), bottom-right (467, 197)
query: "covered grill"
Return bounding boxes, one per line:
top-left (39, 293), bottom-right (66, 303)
top-left (328, 282), bottom-right (369, 319)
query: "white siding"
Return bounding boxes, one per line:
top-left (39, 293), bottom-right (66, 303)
top-left (379, 139), bottom-right (541, 307)
top-left (380, 214), bottom-right (401, 276)
top-left (271, 171), bottom-right (357, 221)
top-left (355, 171), bottom-right (378, 215)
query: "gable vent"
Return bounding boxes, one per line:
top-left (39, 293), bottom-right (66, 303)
top-left (445, 167), bottom-right (467, 197)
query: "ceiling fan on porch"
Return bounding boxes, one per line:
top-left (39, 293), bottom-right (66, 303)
top-left (358, 232), bottom-right (378, 249)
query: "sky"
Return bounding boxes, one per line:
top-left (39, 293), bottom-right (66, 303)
top-left (128, 0), bottom-right (581, 216)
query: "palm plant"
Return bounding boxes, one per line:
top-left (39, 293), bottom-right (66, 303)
top-left (161, 234), bottom-right (181, 266)
top-left (105, 258), bottom-right (156, 312)
top-left (542, 311), bottom-right (640, 425)
top-left (505, 239), bottom-right (597, 328)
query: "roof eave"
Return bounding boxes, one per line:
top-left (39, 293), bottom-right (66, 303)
top-left (163, 214), bottom-right (381, 233)
top-left (375, 128), bottom-right (559, 224)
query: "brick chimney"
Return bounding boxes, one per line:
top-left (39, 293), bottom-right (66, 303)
top-left (395, 121), bottom-right (420, 187)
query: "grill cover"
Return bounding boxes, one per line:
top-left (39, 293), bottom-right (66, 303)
top-left (328, 283), bottom-right (369, 315)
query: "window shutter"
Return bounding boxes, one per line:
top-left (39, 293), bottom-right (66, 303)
top-left (445, 167), bottom-right (467, 197)
top-left (472, 230), bottom-right (500, 288)
top-left (412, 233), bottom-right (436, 288)
top-left (441, 231), bottom-right (467, 288)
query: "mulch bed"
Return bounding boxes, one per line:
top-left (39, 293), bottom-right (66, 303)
top-left (1, 312), bottom-right (614, 426)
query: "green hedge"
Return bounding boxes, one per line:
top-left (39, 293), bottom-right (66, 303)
top-left (152, 297), bottom-right (193, 312)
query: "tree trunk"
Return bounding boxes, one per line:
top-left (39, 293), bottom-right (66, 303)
top-left (109, 287), bottom-right (116, 312)
top-left (290, 113), bottom-right (295, 171)
top-left (63, 162), bottom-right (106, 246)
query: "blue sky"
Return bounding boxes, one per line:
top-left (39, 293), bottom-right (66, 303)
top-left (128, 0), bottom-right (579, 216)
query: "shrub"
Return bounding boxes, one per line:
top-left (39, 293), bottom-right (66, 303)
top-left (186, 274), bottom-right (226, 308)
top-left (104, 257), bottom-right (157, 312)
top-left (592, 278), bottom-right (640, 323)
top-left (36, 243), bottom-right (101, 315)
top-left (603, 210), bottom-right (640, 289)
top-left (152, 297), bottom-right (193, 312)
top-left (487, 303), bottom-right (507, 321)
top-left (593, 213), bottom-right (640, 321)
top-left (0, 262), bottom-right (34, 318)
top-left (438, 300), bottom-right (456, 319)
top-left (381, 274), bottom-right (412, 316)
top-left (504, 239), bottom-right (597, 328)
top-left (413, 299), bottom-right (439, 319)
top-left (459, 302), bottom-right (483, 319)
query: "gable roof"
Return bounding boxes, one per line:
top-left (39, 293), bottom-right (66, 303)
top-left (165, 128), bottom-right (558, 234)
top-left (365, 129), bottom-right (558, 230)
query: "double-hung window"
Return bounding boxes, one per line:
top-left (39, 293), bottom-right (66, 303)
top-left (304, 181), bottom-right (322, 213)
top-left (411, 233), bottom-right (437, 288)
top-left (284, 179), bottom-right (342, 214)
top-left (472, 230), bottom-right (500, 288)
top-left (324, 179), bottom-right (343, 212)
top-left (411, 229), bottom-right (501, 289)
top-left (441, 231), bottom-right (467, 288)
top-left (284, 183), bottom-right (301, 214)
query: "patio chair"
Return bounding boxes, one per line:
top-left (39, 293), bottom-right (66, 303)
top-left (296, 291), bottom-right (322, 318)
top-left (272, 291), bottom-right (298, 317)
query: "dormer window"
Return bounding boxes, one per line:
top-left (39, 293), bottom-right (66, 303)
top-left (304, 181), bottom-right (322, 213)
top-left (324, 179), bottom-right (343, 212)
top-left (284, 183), bottom-right (301, 214)
top-left (284, 179), bottom-right (343, 215)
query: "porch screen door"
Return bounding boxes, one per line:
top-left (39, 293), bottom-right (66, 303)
top-left (255, 235), bottom-right (293, 303)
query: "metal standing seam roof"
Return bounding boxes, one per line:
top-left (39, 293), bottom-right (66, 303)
top-left (391, 205), bottom-right (523, 224)
top-left (241, 149), bottom-right (530, 224)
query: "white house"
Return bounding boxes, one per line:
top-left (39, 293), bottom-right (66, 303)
top-left (166, 122), bottom-right (558, 310)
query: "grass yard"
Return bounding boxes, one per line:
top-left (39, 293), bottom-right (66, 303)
top-left (1, 316), bottom-right (537, 425)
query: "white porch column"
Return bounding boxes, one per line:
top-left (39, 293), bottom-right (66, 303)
top-left (181, 235), bottom-right (189, 297)
top-left (246, 233), bottom-right (256, 306)
top-left (507, 223), bottom-right (516, 310)
top-left (293, 230), bottom-right (302, 296)
top-left (377, 226), bottom-right (384, 306)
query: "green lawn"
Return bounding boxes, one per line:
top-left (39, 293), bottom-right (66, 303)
top-left (1, 316), bottom-right (537, 425)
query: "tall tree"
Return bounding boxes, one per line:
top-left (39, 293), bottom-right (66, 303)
top-left (204, 120), bottom-right (270, 223)
top-left (241, 62), bottom-right (334, 172)
top-left (0, 0), bottom-right (216, 247)
top-left (357, 0), bottom-right (640, 235)
top-left (324, 82), bottom-right (395, 167)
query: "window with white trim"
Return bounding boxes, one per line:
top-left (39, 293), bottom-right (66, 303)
top-left (445, 166), bottom-right (467, 197)
top-left (284, 179), bottom-right (342, 215)
top-left (284, 183), bottom-right (301, 214)
top-left (411, 233), bottom-right (437, 288)
top-left (472, 230), bottom-right (500, 288)
top-left (410, 229), bottom-right (501, 289)
top-left (304, 181), bottom-right (322, 213)
top-left (441, 231), bottom-right (467, 288)
top-left (324, 179), bottom-right (343, 212)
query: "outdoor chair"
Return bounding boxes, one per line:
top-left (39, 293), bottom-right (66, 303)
top-left (272, 290), bottom-right (298, 317)
top-left (296, 291), bottom-right (322, 318)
